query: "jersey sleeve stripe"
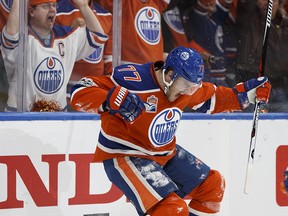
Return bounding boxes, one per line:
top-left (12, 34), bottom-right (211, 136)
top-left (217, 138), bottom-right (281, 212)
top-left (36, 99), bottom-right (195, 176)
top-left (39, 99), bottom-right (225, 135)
top-left (1, 27), bottom-right (19, 49)
top-left (86, 28), bottom-right (108, 48)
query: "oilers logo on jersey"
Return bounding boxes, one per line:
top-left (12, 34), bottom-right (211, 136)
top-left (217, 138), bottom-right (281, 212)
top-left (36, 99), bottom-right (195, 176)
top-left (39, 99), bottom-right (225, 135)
top-left (34, 57), bottom-right (64, 94)
top-left (215, 26), bottom-right (224, 53)
top-left (83, 44), bottom-right (103, 64)
top-left (149, 108), bottom-right (182, 147)
top-left (135, 6), bottom-right (161, 45)
top-left (163, 7), bottom-right (185, 34)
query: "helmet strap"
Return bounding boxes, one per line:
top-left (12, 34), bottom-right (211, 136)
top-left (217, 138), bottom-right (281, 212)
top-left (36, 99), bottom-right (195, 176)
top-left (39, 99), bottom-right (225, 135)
top-left (162, 69), bottom-right (174, 94)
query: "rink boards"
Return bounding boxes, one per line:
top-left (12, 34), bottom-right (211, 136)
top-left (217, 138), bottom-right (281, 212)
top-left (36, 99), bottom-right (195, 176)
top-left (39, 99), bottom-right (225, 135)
top-left (0, 112), bottom-right (288, 216)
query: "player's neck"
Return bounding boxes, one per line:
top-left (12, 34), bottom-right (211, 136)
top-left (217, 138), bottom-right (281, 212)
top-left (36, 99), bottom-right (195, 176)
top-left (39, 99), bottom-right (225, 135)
top-left (155, 69), bottom-right (166, 92)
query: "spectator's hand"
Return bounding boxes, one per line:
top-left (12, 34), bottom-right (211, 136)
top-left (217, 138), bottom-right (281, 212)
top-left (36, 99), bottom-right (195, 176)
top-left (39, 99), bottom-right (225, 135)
top-left (105, 86), bottom-right (145, 122)
top-left (233, 77), bottom-right (271, 109)
top-left (71, 0), bottom-right (89, 8)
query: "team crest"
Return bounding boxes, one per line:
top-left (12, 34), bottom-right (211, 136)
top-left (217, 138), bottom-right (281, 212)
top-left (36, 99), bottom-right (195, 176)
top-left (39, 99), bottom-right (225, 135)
top-left (84, 44), bottom-right (103, 64)
top-left (144, 95), bottom-right (158, 113)
top-left (163, 7), bottom-right (185, 34)
top-left (34, 57), bottom-right (64, 94)
top-left (135, 6), bottom-right (161, 45)
top-left (148, 108), bottom-right (182, 147)
top-left (180, 51), bottom-right (189, 61)
top-left (215, 26), bottom-right (224, 52)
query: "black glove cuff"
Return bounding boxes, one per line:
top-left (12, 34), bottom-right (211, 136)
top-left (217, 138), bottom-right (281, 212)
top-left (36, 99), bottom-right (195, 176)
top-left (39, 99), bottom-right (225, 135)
top-left (101, 101), bottom-right (109, 112)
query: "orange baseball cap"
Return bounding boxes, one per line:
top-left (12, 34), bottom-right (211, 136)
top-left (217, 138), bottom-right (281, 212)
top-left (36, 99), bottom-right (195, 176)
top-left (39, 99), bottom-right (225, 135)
top-left (29, 0), bottom-right (57, 7)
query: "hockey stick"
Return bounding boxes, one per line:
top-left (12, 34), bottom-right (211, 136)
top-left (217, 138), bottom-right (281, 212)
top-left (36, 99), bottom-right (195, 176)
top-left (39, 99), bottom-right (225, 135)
top-left (243, 0), bottom-right (273, 194)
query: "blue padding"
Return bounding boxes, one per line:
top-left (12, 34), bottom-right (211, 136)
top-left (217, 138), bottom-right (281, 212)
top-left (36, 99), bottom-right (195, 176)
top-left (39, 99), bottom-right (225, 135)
top-left (0, 112), bottom-right (287, 121)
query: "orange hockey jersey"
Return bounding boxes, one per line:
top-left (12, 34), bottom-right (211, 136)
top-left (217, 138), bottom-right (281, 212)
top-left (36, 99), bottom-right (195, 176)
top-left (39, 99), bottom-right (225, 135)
top-left (70, 61), bottom-right (241, 165)
top-left (99, 0), bottom-right (169, 64)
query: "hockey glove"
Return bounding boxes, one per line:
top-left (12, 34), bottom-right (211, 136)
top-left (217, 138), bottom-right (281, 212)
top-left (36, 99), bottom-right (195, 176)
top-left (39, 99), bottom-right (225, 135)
top-left (105, 86), bottom-right (145, 122)
top-left (233, 77), bottom-right (271, 110)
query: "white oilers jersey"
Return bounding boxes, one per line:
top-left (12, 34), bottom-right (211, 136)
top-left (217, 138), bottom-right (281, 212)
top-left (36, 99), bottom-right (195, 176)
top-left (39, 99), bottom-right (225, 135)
top-left (1, 24), bottom-right (108, 111)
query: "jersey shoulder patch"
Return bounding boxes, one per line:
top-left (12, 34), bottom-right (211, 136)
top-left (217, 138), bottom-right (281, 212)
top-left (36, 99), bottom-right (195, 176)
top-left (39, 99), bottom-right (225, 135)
top-left (111, 63), bottom-right (159, 91)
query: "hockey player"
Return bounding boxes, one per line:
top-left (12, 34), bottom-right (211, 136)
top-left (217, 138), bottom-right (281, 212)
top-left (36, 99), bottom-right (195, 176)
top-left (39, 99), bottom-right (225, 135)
top-left (70, 46), bottom-right (271, 215)
top-left (0, 0), bottom-right (108, 111)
